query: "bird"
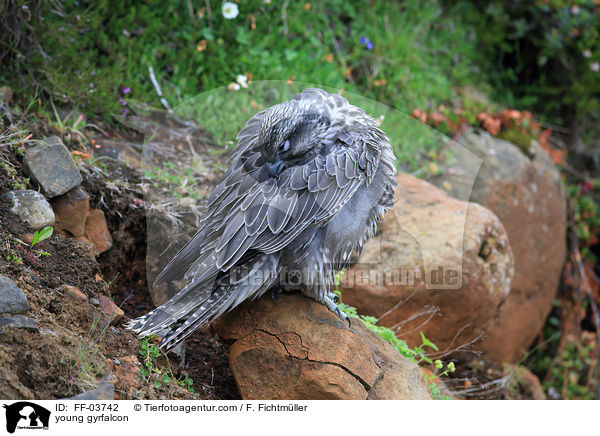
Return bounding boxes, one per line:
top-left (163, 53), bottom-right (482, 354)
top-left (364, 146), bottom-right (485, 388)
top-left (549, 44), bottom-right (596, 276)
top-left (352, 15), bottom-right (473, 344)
top-left (126, 88), bottom-right (397, 350)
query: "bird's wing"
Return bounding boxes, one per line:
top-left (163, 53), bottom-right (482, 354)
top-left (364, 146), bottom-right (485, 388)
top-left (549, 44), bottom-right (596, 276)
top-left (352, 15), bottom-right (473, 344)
top-left (155, 104), bottom-right (386, 283)
top-left (214, 126), bottom-right (384, 270)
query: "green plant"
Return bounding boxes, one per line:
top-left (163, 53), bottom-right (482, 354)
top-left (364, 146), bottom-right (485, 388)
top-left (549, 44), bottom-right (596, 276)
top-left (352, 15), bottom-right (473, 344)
top-left (333, 270), bottom-right (454, 398)
top-left (452, 0), bottom-right (600, 129)
top-left (5, 252), bottom-right (22, 264)
top-left (31, 225), bottom-right (53, 248)
top-left (138, 335), bottom-right (198, 395)
top-left (2, 0), bottom-right (482, 124)
top-left (13, 226), bottom-right (53, 257)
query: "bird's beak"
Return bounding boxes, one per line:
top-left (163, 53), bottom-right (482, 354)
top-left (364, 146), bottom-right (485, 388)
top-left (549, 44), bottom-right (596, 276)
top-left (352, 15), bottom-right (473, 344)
top-left (267, 160), bottom-right (285, 177)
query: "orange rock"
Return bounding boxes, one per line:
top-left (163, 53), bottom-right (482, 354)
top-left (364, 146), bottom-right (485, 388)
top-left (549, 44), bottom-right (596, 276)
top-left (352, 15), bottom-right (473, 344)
top-left (341, 173), bottom-right (514, 355)
top-left (214, 293), bottom-right (432, 400)
top-left (99, 295), bottom-right (124, 323)
top-left (61, 285), bottom-right (88, 303)
top-left (51, 187), bottom-right (90, 237)
top-left (429, 128), bottom-right (567, 362)
top-left (85, 209), bottom-right (113, 254)
top-left (18, 233), bottom-right (34, 245)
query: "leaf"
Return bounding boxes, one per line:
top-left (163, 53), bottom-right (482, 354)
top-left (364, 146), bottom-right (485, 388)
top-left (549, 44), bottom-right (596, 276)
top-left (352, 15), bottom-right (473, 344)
top-left (31, 226), bottom-right (53, 247)
top-left (420, 331), bottom-right (439, 351)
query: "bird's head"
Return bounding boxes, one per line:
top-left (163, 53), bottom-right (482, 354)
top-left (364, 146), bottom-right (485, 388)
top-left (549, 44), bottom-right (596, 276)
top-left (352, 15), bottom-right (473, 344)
top-left (257, 100), bottom-right (330, 176)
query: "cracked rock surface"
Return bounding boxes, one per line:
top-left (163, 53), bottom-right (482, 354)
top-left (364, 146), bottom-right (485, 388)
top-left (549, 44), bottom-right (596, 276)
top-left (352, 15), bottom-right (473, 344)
top-left (213, 293), bottom-right (432, 400)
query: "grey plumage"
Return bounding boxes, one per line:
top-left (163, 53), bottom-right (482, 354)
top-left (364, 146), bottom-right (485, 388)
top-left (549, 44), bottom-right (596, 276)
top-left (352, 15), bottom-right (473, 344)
top-left (126, 88), bottom-right (397, 350)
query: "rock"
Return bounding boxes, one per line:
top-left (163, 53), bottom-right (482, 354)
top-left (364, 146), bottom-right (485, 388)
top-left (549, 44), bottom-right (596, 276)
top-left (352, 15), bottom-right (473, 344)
top-left (340, 173), bottom-right (514, 355)
top-left (0, 86), bottom-right (13, 103)
top-left (3, 190), bottom-right (55, 230)
top-left (85, 209), bottom-right (113, 253)
top-left (51, 187), bottom-right (90, 237)
top-left (429, 128), bottom-right (567, 362)
top-left (17, 233), bottom-right (34, 245)
top-left (98, 295), bottom-right (124, 323)
top-left (69, 383), bottom-right (115, 400)
top-left (0, 316), bottom-right (38, 332)
top-left (23, 136), bottom-right (82, 198)
top-left (214, 293), bottom-right (432, 400)
top-left (89, 298), bottom-right (100, 306)
top-left (0, 276), bottom-right (30, 315)
top-left (504, 364), bottom-right (546, 400)
top-left (61, 285), bottom-right (88, 303)
top-left (92, 139), bottom-right (142, 169)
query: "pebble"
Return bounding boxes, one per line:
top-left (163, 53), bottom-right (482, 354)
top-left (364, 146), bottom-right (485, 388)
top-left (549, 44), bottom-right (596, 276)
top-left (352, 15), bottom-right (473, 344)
top-left (2, 190), bottom-right (55, 230)
top-left (0, 276), bottom-right (30, 315)
top-left (89, 298), bottom-right (100, 306)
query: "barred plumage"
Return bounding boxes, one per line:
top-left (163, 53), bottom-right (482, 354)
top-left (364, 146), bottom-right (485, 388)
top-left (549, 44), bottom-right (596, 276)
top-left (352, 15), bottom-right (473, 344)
top-left (126, 88), bottom-right (397, 350)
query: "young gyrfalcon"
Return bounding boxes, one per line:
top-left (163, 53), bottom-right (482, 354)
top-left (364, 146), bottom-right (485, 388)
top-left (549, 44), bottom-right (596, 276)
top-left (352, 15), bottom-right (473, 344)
top-left (126, 88), bottom-right (397, 350)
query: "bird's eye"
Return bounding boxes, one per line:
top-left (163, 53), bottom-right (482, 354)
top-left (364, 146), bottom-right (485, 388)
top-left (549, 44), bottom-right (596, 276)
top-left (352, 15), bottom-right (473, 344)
top-left (279, 140), bottom-right (290, 153)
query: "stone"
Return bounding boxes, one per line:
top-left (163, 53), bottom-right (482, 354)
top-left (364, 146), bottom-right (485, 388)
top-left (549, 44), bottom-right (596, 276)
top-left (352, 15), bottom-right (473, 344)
top-left (98, 295), bottom-right (124, 324)
top-left (214, 293), bottom-right (432, 400)
top-left (341, 173), bottom-right (514, 355)
top-left (92, 139), bottom-right (142, 169)
top-left (85, 209), bottom-right (113, 254)
top-left (61, 285), bottom-right (88, 303)
top-left (68, 383), bottom-right (115, 400)
top-left (89, 298), bottom-right (100, 306)
top-left (23, 136), bottom-right (82, 198)
top-left (3, 190), bottom-right (55, 230)
top-left (51, 187), bottom-right (90, 237)
top-left (429, 128), bottom-right (567, 362)
top-left (0, 316), bottom-right (38, 332)
top-left (504, 364), bottom-right (546, 400)
top-left (0, 276), bottom-right (30, 315)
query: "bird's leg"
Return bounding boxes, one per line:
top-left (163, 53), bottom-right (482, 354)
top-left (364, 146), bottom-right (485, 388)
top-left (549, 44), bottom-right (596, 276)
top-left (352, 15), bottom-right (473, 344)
top-left (323, 294), bottom-right (351, 327)
top-left (327, 291), bottom-right (340, 303)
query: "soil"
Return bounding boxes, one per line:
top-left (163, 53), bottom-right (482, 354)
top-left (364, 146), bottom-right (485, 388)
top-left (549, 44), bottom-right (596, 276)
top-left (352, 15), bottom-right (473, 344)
top-left (0, 131), bottom-right (238, 399)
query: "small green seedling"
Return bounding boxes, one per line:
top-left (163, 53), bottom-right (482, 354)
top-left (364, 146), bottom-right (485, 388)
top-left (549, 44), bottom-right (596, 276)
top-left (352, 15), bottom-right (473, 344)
top-left (15, 226), bottom-right (54, 256)
top-left (31, 226), bottom-right (53, 248)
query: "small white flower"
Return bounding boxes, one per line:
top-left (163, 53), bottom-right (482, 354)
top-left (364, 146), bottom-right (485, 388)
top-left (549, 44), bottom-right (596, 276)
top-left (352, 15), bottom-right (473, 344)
top-left (590, 62), bottom-right (600, 72)
top-left (222, 2), bottom-right (239, 19)
top-left (236, 74), bottom-right (248, 88)
top-left (583, 49), bottom-right (592, 58)
top-left (571, 5), bottom-right (580, 15)
top-left (228, 82), bottom-right (241, 91)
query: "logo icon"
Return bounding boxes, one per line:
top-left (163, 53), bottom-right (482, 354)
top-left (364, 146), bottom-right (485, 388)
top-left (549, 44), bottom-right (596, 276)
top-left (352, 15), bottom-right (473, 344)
top-left (3, 402), bottom-right (50, 434)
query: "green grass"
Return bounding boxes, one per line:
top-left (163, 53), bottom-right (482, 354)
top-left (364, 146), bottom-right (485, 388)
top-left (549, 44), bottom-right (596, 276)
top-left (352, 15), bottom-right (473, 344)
top-left (169, 80), bottom-right (450, 172)
top-left (3, 0), bottom-right (481, 124)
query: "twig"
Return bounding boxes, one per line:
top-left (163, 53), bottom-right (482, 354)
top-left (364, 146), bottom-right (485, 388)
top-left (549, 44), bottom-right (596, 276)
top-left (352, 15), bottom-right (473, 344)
top-left (148, 66), bottom-right (171, 111)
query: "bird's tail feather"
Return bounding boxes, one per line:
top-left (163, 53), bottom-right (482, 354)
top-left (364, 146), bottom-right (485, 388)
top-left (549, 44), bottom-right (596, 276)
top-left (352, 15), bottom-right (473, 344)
top-left (125, 254), bottom-right (280, 351)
